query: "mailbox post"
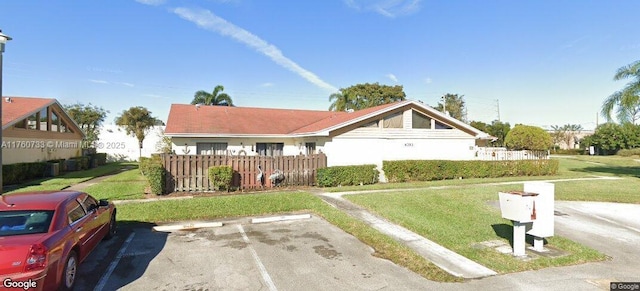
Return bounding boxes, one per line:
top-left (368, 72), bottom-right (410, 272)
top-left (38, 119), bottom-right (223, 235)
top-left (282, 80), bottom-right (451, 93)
top-left (498, 182), bottom-right (555, 256)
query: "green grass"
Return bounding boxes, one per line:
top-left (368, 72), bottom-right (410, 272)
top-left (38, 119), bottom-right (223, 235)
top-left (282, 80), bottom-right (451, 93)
top-left (84, 168), bottom-right (148, 200)
top-left (5, 163), bottom-right (135, 194)
top-left (345, 185), bottom-right (608, 274)
top-left (116, 192), bottom-right (460, 282)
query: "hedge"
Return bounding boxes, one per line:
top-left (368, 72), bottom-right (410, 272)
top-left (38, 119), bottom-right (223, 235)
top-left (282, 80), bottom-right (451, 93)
top-left (139, 155), bottom-right (162, 176)
top-left (317, 164), bottom-right (379, 187)
top-left (383, 159), bottom-right (559, 182)
top-left (147, 164), bottom-right (166, 195)
top-left (617, 148), bottom-right (640, 157)
top-left (3, 162), bottom-right (48, 185)
top-left (208, 166), bottom-right (233, 191)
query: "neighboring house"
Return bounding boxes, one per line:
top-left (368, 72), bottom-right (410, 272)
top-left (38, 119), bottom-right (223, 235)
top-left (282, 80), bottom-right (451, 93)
top-left (165, 100), bottom-right (492, 180)
top-left (96, 124), bottom-right (166, 162)
top-left (1, 96), bottom-right (85, 164)
top-left (548, 129), bottom-right (595, 150)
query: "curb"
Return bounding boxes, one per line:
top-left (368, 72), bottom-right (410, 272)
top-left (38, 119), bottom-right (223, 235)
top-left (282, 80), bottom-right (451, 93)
top-left (153, 221), bottom-right (223, 232)
top-left (251, 214), bottom-right (312, 224)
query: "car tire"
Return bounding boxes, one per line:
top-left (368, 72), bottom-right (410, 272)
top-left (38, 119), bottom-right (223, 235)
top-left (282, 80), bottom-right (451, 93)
top-left (60, 250), bottom-right (78, 291)
top-left (104, 211), bottom-right (117, 240)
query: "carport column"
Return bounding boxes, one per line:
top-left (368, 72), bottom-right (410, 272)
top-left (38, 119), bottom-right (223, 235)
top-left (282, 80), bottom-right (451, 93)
top-left (512, 221), bottom-right (527, 256)
top-left (533, 237), bottom-right (544, 252)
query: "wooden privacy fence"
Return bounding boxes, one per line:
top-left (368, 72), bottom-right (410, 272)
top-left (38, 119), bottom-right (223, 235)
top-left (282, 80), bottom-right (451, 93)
top-left (161, 153), bottom-right (327, 192)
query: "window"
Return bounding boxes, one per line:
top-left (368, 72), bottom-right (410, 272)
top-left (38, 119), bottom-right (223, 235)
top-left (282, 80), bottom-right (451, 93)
top-left (0, 210), bottom-right (54, 236)
top-left (13, 119), bottom-right (27, 129)
top-left (51, 112), bottom-right (60, 132)
top-left (305, 142), bottom-right (316, 155)
top-left (79, 194), bottom-right (98, 213)
top-left (435, 121), bottom-right (453, 129)
top-left (412, 111), bottom-right (432, 129)
top-left (256, 143), bottom-right (284, 157)
top-left (196, 143), bottom-right (228, 155)
top-left (38, 108), bottom-right (48, 131)
top-left (27, 114), bottom-right (37, 130)
top-left (382, 112), bottom-right (403, 128)
top-left (66, 201), bottom-right (86, 224)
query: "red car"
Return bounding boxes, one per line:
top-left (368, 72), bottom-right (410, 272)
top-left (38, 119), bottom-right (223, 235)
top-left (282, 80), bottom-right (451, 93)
top-left (0, 191), bottom-right (116, 291)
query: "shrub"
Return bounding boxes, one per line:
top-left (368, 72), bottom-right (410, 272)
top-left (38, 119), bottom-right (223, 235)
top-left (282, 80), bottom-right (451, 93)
top-left (617, 148), bottom-right (640, 157)
top-left (383, 159), bottom-right (559, 182)
top-left (140, 155), bottom-right (162, 176)
top-left (2, 162), bottom-right (48, 185)
top-left (505, 124), bottom-right (553, 151)
top-left (147, 163), bottom-right (166, 195)
top-left (208, 166), bottom-right (233, 191)
top-left (89, 153), bottom-right (107, 166)
top-left (554, 149), bottom-right (584, 155)
top-left (317, 164), bottom-right (379, 187)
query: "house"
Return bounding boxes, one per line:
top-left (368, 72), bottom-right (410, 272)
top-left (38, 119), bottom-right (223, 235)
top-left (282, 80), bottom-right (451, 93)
top-left (165, 100), bottom-right (492, 181)
top-left (96, 124), bottom-right (166, 162)
top-left (1, 96), bottom-right (85, 164)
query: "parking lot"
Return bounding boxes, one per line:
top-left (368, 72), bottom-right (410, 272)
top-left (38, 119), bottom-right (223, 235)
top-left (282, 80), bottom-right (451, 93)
top-left (76, 215), bottom-right (443, 290)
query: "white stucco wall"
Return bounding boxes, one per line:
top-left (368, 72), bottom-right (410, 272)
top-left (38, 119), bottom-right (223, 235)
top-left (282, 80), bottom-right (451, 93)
top-left (171, 137), bottom-right (327, 157)
top-left (96, 125), bottom-right (166, 162)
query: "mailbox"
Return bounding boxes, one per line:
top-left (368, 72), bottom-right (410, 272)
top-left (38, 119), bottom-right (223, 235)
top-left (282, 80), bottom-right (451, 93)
top-left (498, 191), bottom-right (538, 223)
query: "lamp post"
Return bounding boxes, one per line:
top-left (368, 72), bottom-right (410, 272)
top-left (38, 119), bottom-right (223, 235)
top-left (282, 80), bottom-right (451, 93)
top-left (0, 29), bottom-right (12, 195)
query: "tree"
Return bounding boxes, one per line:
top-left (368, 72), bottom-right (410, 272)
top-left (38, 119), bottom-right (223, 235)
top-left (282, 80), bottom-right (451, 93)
top-left (470, 120), bottom-right (511, 147)
top-left (64, 103), bottom-right (109, 147)
top-left (114, 106), bottom-right (162, 159)
top-left (583, 122), bottom-right (640, 155)
top-left (601, 60), bottom-right (640, 124)
top-left (505, 124), bottom-right (552, 151)
top-left (191, 85), bottom-right (234, 106)
top-left (550, 125), bottom-right (566, 151)
top-left (328, 82), bottom-right (406, 111)
top-left (434, 93), bottom-right (466, 121)
top-left (155, 128), bottom-right (174, 154)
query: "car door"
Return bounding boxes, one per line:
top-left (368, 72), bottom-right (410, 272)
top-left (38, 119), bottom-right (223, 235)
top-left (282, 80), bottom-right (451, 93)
top-left (66, 199), bottom-right (93, 256)
top-left (77, 194), bottom-right (103, 256)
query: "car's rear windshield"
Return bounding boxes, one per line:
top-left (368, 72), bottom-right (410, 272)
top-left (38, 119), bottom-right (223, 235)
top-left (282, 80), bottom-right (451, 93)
top-left (0, 210), bottom-right (54, 236)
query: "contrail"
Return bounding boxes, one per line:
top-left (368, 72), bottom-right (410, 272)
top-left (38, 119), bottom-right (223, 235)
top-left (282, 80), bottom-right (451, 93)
top-left (173, 7), bottom-right (338, 93)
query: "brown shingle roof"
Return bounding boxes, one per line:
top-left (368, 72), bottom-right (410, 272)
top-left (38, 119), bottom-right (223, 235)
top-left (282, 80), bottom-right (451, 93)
top-left (164, 102), bottom-right (402, 136)
top-left (1, 96), bottom-right (56, 127)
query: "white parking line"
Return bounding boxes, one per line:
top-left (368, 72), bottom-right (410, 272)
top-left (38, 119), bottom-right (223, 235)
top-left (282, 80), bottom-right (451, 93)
top-left (94, 232), bottom-right (136, 291)
top-left (237, 225), bottom-right (278, 291)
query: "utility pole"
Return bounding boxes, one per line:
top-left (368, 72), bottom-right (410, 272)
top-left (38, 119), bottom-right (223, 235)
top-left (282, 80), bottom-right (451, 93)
top-left (495, 99), bottom-right (501, 121)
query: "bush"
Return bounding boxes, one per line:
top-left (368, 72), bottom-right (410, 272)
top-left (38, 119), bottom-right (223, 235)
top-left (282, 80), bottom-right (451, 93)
top-left (317, 164), bottom-right (379, 187)
top-left (147, 164), bottom-right (166, 195)
top-left (383, 159), bottom-right (559, 182)
top-left (505, 124), bottom-right (553, 151)
top-left (140, 155), bottom-right (162, 176)
top-left (208, 166), bottom-right (233, 191)
top-left (2, 162), bottom-right (48, 185)
top-left (617, 148), bottom-right (640, 157)
top-left (88, 153), bottom-right (107, 166)
top-left (554, 149), bottom-right (584, 155)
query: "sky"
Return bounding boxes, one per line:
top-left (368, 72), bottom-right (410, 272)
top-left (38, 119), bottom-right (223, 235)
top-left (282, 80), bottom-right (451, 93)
top-left (1, 0), bottom-right (639, 130)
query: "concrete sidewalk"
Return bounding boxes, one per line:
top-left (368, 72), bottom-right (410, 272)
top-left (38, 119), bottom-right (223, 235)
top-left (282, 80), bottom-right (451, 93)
top-left (317, 192), bottom-right (497, 279)
top-left (65, 166), bottom-right (135, 191)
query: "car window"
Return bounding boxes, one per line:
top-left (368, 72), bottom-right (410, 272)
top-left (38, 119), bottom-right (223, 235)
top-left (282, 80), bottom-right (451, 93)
top-left (66, 200), bottom-right (86, 224)
top-left (0, 210), bottom-right (54, 236)
top-left (79, 194), bottom-right (98, 213)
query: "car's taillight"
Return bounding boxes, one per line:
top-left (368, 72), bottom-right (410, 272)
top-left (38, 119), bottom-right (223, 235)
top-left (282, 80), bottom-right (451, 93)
top-left (24, 243), bottom-right (47, 271)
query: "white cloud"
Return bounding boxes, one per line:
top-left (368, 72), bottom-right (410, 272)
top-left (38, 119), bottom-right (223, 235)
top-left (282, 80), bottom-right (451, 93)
top-left (118, 82), bottom-right (135, 87)
top-left (89, 79), bottom-right (109, 84)
top-left (261, 82), bottom-right (274, 87)
top-left (386, 73), bottom-right (398, 82)
top-left (173, 8), bottom-right (338, 93)
top-left (425, 77), bottom-right (432, 84)
top-left (135, 0), bottom-right (166, 6)
top-left (345, 0), bottom-right (422, 18)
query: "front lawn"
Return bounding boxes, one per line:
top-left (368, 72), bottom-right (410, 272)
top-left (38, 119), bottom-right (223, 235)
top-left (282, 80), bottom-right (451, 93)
top-left (4, 162), bottom-right (133, 194)
top-left (83, 167), bottom-right (147, 200)
top-left (345, 184), bottom-right (608, 274)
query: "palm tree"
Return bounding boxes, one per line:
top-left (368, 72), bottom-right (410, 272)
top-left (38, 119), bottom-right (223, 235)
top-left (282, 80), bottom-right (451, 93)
top-left (191, 85), bottom-right (234, 106)
top-left (602, 60), bottom-right (640, 124)
top-left (328, 90), bottom-right (354, 111)
top-left (115, 106), bottom-right (162, 160)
